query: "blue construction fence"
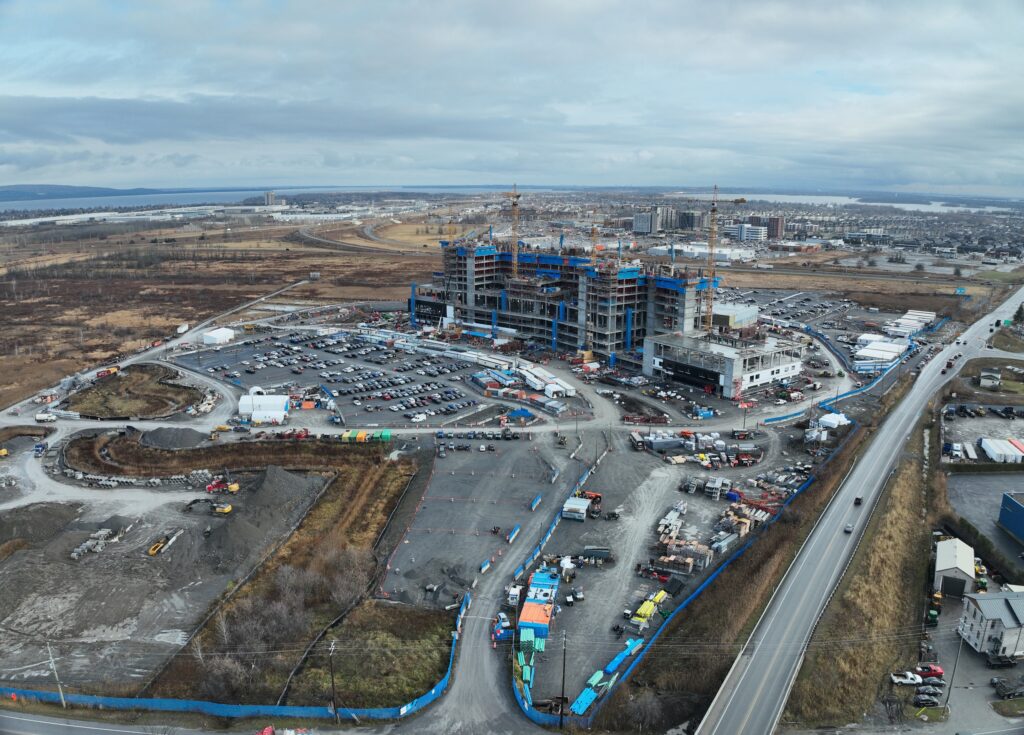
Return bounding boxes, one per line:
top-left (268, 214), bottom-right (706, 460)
top-left (512, 415), bottom-right (867, 725)
top-left (1, 593), bottom-right (472, 721)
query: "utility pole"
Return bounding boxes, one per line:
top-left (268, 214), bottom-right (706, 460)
top-left (328, 640), bottom-right (339, 724)
top-left (944, 626), bottom-right (964, 709)
top-left (559, 631), bottom-right (567, 729)
top-left (46, 641), bottom-right (66, 709)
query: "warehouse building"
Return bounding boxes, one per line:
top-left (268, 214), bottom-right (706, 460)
top-left (203, 326), bottom-right (236, 345)
top-left (642, 332), bottom-right (803, 399)
top-left (934, 538), bottom-right (975, 597)
top-left (410, 239), bottom-right (716, 363)
top-left (959, 591), bottom-right (1024, 657)
top-left (999, 492), bottom-right (1024, 545)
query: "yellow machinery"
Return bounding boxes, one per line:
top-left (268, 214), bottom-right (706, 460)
top-left (0, 448), bottom-right (8, 458)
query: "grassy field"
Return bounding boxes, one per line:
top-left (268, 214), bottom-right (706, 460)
top-left (288, 600), bottom-right (454, 708)
top-left (67, 364), bottom-right (202, 418)
top-left (0, 228), bottom-right (434, 409)
top-left (784, 422), bottom-right (928, 725)
top-left (974, 269), bottom-right (1024, 284)
top-left (993, 328), bottom-right (1024, 352)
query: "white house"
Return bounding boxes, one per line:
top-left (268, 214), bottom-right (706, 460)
top-left (959, 591), bottom-right (1024, 657)
top-left (934, 538), bottom-right (975, 597)
top-left (203, 327), bottom-right (236, 345)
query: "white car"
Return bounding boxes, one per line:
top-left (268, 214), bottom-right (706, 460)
top-left (890, 671), bottom-right (923, 686)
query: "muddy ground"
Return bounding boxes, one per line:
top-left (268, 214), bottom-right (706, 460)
top-left (0, 466), bottom-right (325, 691)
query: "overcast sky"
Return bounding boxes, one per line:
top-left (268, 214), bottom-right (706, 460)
top-left (1, 1), bottom-right (1022, 195)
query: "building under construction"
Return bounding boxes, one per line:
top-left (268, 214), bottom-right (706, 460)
top-left (410, 239), bottom-right (715, 365)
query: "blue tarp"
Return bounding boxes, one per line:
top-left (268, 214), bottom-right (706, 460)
top-left (569, 687), bottom-right (599, 715)
top-left (509, 407), bottom-right (534, 419)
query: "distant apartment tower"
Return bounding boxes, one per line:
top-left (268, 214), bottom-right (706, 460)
top-left (264, 191), bottom-right (276, 206)
top-left (655, 205), bottom-right (677, 231)
top-left (722, 224), bottom-right (767, 241)
top-left (633, 211), bottom-right (655, 235)
top-left (767, 216), bottom-right (785, 239)
top-left (678, 211), bottom-right (705, 230)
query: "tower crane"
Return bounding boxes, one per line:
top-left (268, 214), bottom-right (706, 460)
top-left (703, 186), bottom-right (747, 336)
top-left (504, 185), bottom-right (522, 278)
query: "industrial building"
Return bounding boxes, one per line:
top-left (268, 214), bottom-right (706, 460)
top-left (934, 538), bottom-right (975, 597)
top-left (959, 591), bottom-right (1024, 657)
top-left (999, 492), bottom-right (1024, 545)
top-left (203, 327), bottom-right (235, 345)
top-left (642, 332), bottom-right (803, 399)
top-left (411, 239), bottom-right (717, 364)
top-left (722, 223), bottom-right (767, 241)
top-left (647, 243), bottom-right (756, 262)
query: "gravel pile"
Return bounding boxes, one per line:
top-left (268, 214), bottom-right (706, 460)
top-left (178, 466), bottom-right (325, 573)
top-left (140, 427), bottom-right (207, 450)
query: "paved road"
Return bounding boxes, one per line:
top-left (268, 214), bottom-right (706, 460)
top-left (696, 287), bottom-right (1024, 735)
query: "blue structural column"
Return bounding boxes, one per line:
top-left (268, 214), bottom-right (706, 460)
top-left (625, 307), bottom-right (633, 350)
top-left (491, 309), bottom-right (498, 339)
top-left (551, 320), bottom-right (557, 351)
top-left (670, 243), bottom-right (675, 262)
top-left (500, 290), bottom-right (508, 311)
top-left (609, 352), bottom-right (617, 367)
top-left (559, 233), bottom-right (564, 251)
top-left (558, 301), bottom-right (567, 322)
top-left (618, 239), bottom-right (622, 259)
top-left (489, 225), bottom-right (494, 244)
top-left (409, 282), bottom-right (417, 327)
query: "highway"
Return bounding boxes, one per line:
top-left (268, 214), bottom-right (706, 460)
top-left (696, 285), bottom-right (1024, 735)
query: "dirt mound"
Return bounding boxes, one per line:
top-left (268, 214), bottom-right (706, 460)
top-left (0, 503), bottom-right (81, 545)
top-left (140, 427), bottom-right (207, 450)
top-left (195, 467), bottom-right (325, 572)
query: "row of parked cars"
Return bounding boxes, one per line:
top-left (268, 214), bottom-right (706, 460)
top-left (890, 663), bottom-right (946, 708)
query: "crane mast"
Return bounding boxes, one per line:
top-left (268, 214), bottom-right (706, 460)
top-left (704, 186), bottom-right (719, 335)
top-left (504, 185), bottom-right (522, 279)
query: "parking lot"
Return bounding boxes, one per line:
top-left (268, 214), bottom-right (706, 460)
top-left (946, 473), bottom-right (1024, 575)
top-left (171, 330), bottom-right (494, 427)
top-left (381, 433), bottom-right (578, 606)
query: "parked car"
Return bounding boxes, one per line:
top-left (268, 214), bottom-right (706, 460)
top-left (915, 664), bottom-right (944, 678)
top-left (916, 685), bottom-right (942, 696)
top-left (922, 677), bottom-right (946, 686)
top-left (890, 671), bottom-right (923, 686)
top-left (913, 694), bottom-right (940, 708)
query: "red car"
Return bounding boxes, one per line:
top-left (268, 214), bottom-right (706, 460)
top-left (915, 663), bottom-right (944, 677)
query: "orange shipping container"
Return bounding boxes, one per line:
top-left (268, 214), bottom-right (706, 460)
top-left (301, 401), bottom-right (315, 410)
top-left (519, 601), bottom-right (553, 626)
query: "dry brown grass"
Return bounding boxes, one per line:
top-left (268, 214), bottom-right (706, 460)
top-left (993, 328), bottom-right (1024, 352)
top-left (68, 364), bottom-right (202, 418)
top-left (0, 538), bottom-right (30, 563)
top-left (784, 428), bottom-right (928, 725)
top-left (0, 425), bottom-right (53, 444)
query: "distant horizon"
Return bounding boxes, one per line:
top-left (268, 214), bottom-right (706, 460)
top-left (2, 182), bottom-right (1022, 203)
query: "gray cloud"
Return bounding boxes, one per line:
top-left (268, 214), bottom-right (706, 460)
top-left (0, 0), bottom-right (1021, 193)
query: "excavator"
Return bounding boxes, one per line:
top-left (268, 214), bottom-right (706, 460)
top-left (184, 498), bottom-right (233, 515)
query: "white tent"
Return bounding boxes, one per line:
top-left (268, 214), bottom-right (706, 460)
top-left (203, 327), bottom-right (235, 345)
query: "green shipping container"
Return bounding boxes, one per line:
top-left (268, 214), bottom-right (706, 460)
top-left (381, 429), bottom-right (392, 442)
top-left (341, 430), bottom-right (354, 443)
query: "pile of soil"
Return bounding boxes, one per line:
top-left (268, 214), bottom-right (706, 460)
top-left (179, 466), bottom-right (324, 573)
top-left (140, 427), bottom-right (208, 450)
top-left (0, 503), bottom-right (81, 545)
top-left (397, 559), bottom-right (469, 605)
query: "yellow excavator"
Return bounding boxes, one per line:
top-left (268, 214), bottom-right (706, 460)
top-left (184, 498), bottom-right (233, 515)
